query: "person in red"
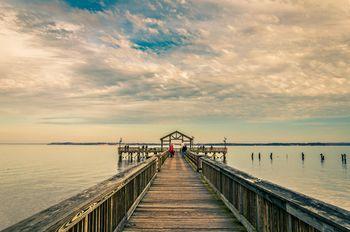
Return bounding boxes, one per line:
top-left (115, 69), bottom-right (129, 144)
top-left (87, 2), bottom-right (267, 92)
top-left (168, 143), bottom-right (175, 158)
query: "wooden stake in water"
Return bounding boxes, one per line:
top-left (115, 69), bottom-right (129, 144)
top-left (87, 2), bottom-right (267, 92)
top-left (341, 154), bottom-right (347, 164)
top-left (320, 153), bottom-right (325, 162)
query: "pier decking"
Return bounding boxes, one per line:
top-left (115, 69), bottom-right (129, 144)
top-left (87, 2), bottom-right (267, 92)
top-left (124, 153), bottom-right (245, 232)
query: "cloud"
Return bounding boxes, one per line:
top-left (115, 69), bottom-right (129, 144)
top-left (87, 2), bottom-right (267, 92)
top-left (0, 0), bottom-right (349, 126)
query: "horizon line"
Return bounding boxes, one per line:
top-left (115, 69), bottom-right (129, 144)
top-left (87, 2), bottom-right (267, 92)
top-left (1, 142), bottom-right (350, 146)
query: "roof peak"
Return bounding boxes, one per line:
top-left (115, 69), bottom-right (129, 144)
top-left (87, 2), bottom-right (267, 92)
top-left (160, 130), bottom-right (194, 140)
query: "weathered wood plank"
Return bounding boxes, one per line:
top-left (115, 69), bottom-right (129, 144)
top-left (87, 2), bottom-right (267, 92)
top-left (124, 154), bottom-right (246, 231)
top-left (124, 230), bottom-right (241, 232)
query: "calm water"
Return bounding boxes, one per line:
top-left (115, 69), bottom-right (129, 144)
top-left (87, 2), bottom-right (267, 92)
top-left (226, 146), bottom-right (350, 211)
top-left (0, 145), bottom-right (349, 230)
top-left (0, 145), bottom-right (132, 230)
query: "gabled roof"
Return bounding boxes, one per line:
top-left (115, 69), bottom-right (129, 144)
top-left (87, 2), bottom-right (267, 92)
top-left (160, 130), bottom-right (194, 140)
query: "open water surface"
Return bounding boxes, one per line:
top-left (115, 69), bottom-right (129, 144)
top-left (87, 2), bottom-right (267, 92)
top-left (0, 145), bottom-right (349, 229)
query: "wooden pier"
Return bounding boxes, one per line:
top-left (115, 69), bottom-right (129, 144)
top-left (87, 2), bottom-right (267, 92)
top-left (118, 146), bottom-right (163, 162)
top-left (4, 131), bottom-right (350, 232)
top-left (191, 146), bottom-right (227, 162)
top-left (117, 145), bottom-right (227, 162)
top-left (123, 154), bottom-right (245, 231)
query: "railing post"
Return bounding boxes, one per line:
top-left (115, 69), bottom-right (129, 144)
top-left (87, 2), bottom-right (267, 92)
top-left (156, 151), bottom-right (168, 172)
top-left (196, 155), bottom-right (202, 172)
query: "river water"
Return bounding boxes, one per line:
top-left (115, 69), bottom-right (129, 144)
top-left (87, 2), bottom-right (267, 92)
top-left (0, 145), bottom-right (349, 230)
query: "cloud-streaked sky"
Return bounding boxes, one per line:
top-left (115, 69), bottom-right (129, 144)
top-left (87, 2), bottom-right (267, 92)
top-left (0, 0), bottom-right (349, 143)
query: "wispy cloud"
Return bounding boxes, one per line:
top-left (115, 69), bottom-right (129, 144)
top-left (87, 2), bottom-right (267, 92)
top-left (0, 0), bottom-right (349, 127)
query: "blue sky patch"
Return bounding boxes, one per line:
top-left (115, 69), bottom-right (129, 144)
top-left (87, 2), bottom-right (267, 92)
top-left (133, 40), bottom-right (181, 53)
top-left (63, 0), bottom-right (117, 12)
top-left (131, 34), bottom-right (189, 53)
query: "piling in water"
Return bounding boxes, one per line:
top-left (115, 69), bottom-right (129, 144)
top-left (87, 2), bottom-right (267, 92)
top-left (320, 153), bottom-right (325, 162)
top-left (341, 154), bottom-right (347, 164)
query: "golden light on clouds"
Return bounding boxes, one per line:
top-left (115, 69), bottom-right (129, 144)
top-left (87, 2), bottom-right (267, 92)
top-left (0, 0), bottom-right (349, 142)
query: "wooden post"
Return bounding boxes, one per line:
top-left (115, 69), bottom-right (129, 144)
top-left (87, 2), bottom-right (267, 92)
top-left (196, 156), bottom-right (200, 172)
top-left (137, 152), bottom-right (140, 162)
top-left (341, 154), bottom-right (347, 164)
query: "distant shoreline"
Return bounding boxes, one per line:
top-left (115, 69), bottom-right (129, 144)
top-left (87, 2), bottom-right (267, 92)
top-left (46, 142), bottom-right (350, 146)
top-left (1, 142), bottom-right (349, 146)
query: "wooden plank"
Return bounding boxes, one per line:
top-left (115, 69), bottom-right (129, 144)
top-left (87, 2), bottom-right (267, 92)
top-left (125, 220), bottom-right (241, 229)
top-left (124, 229), bottom-right (238, 232)
top-left (124, 154), bottom-right (246, 231)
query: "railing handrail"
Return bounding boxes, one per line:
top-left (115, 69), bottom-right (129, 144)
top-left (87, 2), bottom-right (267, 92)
top-left (118, 146), bottom-right (164, 152)
top-left (201, 157), bottom-right (350, 231)
top-left (3, 156), bottom-right (159, 232)
top-left (185, 151), bottom-right (204, 171)
top-left (190, 147), bottom-right (227, 152)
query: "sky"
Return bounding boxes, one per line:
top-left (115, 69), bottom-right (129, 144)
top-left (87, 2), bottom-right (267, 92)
top-left (0, 0), bottom-right (350, 143)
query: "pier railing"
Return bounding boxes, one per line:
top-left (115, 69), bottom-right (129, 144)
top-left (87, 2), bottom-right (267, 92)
top-left (185, 151), bottom-right (204, 171)
top-left (156, 150), bottom-right (169, 171)
top-left (4, 151), bottom-right (168, 232)
top-left (190, 146), bottom-right (227, 154)
top-left (118, 146), bottom-right (163, 154)
top-left (200, 157), bottom-right (350, 232)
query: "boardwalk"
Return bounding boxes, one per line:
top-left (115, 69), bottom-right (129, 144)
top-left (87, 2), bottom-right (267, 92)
top-left (124, 153), bottom-right (246, 232)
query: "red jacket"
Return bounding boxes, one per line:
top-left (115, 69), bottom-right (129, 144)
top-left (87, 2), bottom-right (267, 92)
top-left (169, 144), bottom-right (174, 153)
